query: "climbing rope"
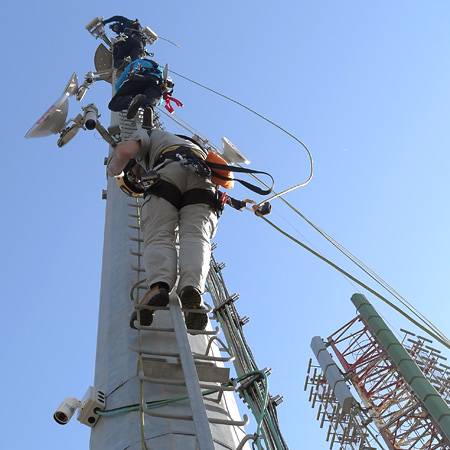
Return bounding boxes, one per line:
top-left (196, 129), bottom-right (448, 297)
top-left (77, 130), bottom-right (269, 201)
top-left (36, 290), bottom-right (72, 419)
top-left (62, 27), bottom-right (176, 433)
top-left (160, 70), bottom-right (450, 351)
top-left (256, 211), bottom-right (450, 350)
top-left (167, 68), bottom-right (314, 195)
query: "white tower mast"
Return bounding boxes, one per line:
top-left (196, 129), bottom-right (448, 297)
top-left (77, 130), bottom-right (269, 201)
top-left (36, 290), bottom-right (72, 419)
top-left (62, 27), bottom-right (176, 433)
top-left (27, 17), bottom-right (290, 450)
top-left (84, 17), bottom-right (250, 450)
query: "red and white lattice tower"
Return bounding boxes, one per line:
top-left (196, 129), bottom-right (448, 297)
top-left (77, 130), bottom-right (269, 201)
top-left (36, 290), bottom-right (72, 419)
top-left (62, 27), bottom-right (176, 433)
top-left (305, 293), bottom-right (450, 450)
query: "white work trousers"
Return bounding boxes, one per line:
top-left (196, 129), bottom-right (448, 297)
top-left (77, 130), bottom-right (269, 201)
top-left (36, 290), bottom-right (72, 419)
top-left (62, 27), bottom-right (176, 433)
top-left (140, 162), bottom-right (219, 294)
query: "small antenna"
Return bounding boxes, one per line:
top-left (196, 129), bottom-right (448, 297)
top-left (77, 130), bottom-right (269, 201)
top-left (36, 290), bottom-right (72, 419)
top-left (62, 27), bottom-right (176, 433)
top-left (158, 36), bottom-right (180, 48)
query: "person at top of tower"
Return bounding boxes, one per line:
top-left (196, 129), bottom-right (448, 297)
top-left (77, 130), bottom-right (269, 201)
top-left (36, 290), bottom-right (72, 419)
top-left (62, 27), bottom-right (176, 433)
top-left (103, 15), bottom-right (140, 33)
top-left (106, 128), bottom-right (222, 331)
top-left (102, 15), bottom-right (145, 69)
top-left (108, 58), bottom-right (177, 129)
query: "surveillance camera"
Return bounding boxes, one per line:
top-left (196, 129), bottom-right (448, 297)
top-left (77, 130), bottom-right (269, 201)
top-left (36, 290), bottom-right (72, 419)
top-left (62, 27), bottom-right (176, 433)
top-left (85, 111), bottom-right (97, 130)
top-left (53, 398), bottom-right (81, 425)
top-left (83, 104), bottom-right (99, 131)
top-left (77, 386), bottom-right (106, 427)
top-left (54, 387), bottom-right (106, 428)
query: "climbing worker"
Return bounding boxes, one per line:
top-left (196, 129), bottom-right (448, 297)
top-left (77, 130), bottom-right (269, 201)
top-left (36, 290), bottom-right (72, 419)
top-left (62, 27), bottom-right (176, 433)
top-left (108, 58), bottom-right (176, 129)
top-left (102, 15), bottom-right (145, 69)
top-left (106, 129), bottom-right (221, 331)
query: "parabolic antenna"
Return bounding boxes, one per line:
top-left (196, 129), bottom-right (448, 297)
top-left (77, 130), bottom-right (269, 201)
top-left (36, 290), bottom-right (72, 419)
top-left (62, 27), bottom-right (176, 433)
top-left (25, 73), bottom-right (78, 139)
top-left (94, 43), bottom-right (112, 74)
top-left (221, 137), bottom-right (250, 165)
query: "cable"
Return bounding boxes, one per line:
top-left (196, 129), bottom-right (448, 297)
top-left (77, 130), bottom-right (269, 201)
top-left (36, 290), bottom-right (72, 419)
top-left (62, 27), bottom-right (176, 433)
top-left (160, 74), bottom-right (449, 352)
top-left (252, 183), bottom-right (450, 345)
top-left (256, 212), bottom-right (450, 349)
top-left (207, 261), bottom-right (289, 450)
top-left (97, 388), bottom-right (221, 416)
top-left (167, 68), bottom-right (314, 194)
top-left (95, 373), bottom-right (270, 418)
top-left (157, 36), bottom-right (180, 48)
top-left (224, 151), bottom-right (449, 347)
top-left (160, 69), bottom-right (450, 440)
top-left (287, 205), bottom-right (449, 344)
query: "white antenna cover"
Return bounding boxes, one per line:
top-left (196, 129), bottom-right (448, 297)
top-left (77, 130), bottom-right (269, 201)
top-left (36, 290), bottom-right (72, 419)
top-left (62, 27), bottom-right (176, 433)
top-left (25, 73), bottom-right (78, 139)
top-left (143, 27), bottom-right (158, 45)
top-left (221, 137), bottom-right (250, 165)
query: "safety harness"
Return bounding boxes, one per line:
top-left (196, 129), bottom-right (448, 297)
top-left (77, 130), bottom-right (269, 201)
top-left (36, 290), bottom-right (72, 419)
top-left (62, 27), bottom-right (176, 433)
top-left (172, 135), bottom-right (275, 196)
top-left (141, 144), bottom-right (224, 215)
top-left (128, 62), bottom-right (183, 114)
top-left (123, 135), bottom-right (274, 216)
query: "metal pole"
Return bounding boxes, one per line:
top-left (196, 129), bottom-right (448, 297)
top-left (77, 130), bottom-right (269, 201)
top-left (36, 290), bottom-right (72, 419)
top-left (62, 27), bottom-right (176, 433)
top-left (88, 47), bottom-right (249, 449)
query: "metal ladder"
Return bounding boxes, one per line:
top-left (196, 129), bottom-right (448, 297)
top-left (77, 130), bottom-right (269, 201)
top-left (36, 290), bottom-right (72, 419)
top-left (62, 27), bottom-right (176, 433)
top-left (126, 192), bottom-right (249, 450)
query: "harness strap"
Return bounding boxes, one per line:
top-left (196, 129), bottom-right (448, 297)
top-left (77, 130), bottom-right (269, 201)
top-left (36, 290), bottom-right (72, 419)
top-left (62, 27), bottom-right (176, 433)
top-left (144, 179), bottom-right (182, 208)
top-left (180, 188), bottom-right (218, 210)
top-left (144, 180), bottom-right (224, 216)
top-left (206, 161), bottom-right (274, 196)
top-left (152, 145), bottom-right (207, 169)
top-left (163, 92), bottom-right (184, 113)
top-left (151, 146), bottom-right (273, 196)
top-left (169, 135), bottom-right (274, 196)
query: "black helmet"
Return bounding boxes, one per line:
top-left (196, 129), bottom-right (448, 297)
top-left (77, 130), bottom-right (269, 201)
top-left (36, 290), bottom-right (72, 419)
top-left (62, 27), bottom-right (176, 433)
top-left (110, 22), bottom-right (123, 33)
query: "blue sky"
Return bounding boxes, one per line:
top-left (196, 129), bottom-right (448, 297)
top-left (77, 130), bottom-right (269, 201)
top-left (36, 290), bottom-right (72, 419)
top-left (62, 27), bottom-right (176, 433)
top-left (2, 1), bottom-right (450, 448)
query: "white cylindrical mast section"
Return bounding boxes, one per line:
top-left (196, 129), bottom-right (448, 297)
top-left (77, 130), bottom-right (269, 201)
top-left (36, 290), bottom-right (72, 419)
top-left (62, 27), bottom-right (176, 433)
top-left (89, 72), bottom-right (248, 449)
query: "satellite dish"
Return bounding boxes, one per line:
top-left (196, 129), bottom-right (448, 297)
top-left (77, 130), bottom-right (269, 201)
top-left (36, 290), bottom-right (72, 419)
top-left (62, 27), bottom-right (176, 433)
top-left (25, 73), bottom-right (78, 139)
top-left (57, 123), bottom-right (81, 148)
top-left (94, 43), bottom-right (112, 75)
top-left (221, 137), bottom-right (250, 165)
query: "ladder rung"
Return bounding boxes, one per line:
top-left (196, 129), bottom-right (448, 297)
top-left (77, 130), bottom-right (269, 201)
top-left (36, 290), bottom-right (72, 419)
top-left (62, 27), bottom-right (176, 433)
top-left (187, 327), bottom-right (220, 336)
top-left (143, 403), bottom-right (192, 421)
top-left (131, 301), bottom-right (213, 314)
top-left (129, 345), bottom-right (235, 363)
top-left (142, 403), bottom-right (249, 427)
top-left (131, 324), bottom-right (220, 335)
top-left (132, 324), bottom-right (175, 332)
top-left (140, 360), bottom-right (230, 384)
top-left (133, 304), bottom-right (169, 311)
top-left (209, 415), bottom-right (249, 426)
top-left (139, 371), bottom-right (237, 392)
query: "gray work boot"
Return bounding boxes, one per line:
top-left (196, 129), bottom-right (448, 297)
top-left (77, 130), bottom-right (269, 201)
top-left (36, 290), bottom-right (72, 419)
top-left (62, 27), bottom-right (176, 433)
top-left (180, 286), bottom-right (208, 331)
top-left (130, 284), bottom-right (169, 329)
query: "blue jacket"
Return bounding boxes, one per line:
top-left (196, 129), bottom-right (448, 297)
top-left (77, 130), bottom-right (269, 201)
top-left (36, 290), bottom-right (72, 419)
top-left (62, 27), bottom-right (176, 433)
top-left (115, 59), bottom-right (164, 91)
